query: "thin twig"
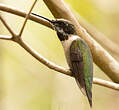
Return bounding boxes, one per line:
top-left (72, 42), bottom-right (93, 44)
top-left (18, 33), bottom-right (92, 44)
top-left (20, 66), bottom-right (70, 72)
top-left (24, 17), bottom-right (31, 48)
top-left (73, 11), bottom-right (119, 55)
top-left (0, 15), bottom-right (15, 36)
top-left (19, 0), bottom-right (37, 37)
top-left (18, 39), bottom-right (71, 75)
top-left (93, 78), bottom-right (119, 91)
top-left (0, 35), bottom-right (12, 40)
top-left (0, 4), bottom-right (52, 28)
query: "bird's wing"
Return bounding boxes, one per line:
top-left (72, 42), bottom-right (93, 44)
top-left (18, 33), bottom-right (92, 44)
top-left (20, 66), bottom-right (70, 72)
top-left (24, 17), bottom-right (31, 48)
top-left (70, 38), bottom-right (93, 107)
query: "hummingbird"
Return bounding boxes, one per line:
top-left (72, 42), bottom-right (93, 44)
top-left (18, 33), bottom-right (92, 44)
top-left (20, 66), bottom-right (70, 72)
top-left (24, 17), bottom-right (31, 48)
top-left (32, 13), bottom-right (93, 107)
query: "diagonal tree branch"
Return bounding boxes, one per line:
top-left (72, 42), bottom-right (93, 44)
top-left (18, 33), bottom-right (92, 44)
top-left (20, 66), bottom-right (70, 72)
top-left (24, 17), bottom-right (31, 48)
top-left (0, 4), bottom-right (52, 29)
top-left (73, 11), bottom-right (119, 56)
top-left (43, 0), bottom-right (119, 83)
top-left (0, 15), bottom-right (15, 36)
top-left (19, 0), bottom-right (37, 37)
top-left (18, 39), bottom-right (71, 75)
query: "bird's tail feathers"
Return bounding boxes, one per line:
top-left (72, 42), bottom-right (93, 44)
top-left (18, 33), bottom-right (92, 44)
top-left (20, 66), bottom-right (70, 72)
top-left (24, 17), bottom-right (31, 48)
top-left (75, 79), bottom-right (86, 96)
top-left (75, 79), bottom-right (92, 108)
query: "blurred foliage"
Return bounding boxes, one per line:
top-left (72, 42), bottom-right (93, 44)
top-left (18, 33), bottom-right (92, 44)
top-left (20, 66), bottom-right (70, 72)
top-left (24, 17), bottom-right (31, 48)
top-left (0, 0), bottom-right (119, 110)
top-left (66, 0), bottom-right (103, 24)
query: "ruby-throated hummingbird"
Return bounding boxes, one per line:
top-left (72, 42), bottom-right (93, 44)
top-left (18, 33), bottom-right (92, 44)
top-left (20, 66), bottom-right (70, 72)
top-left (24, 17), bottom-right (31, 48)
top-left (32, 13), bottom-right (93, 107)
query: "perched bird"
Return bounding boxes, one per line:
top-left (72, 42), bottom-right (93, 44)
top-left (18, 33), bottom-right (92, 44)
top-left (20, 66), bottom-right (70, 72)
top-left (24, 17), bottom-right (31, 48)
top-left (32, 13), bottom-right (93, 107)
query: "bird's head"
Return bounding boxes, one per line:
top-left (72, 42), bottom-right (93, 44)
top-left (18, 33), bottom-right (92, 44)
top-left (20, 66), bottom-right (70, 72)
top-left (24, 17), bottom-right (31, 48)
top-left (31, 13), bottom-right (77, 41)
top-left (51, 19), bottom-right (77, 41)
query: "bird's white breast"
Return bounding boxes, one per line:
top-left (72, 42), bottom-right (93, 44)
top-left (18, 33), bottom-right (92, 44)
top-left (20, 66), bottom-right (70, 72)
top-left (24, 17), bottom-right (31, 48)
top-left (61, 35), bottom-right (79, 67)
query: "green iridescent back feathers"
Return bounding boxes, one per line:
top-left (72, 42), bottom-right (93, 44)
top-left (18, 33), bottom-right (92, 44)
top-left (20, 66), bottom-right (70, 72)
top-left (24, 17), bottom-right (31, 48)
top-left (70, 39), bottom-right (93, 107)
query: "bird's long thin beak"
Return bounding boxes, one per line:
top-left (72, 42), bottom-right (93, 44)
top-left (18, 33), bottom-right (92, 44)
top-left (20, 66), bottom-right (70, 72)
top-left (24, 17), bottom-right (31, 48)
top-left (31, 13), bottom-right (54, 24)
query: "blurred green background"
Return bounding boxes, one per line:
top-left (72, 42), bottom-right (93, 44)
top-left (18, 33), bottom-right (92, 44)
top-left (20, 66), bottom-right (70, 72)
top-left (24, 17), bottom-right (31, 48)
top-left (0, 0), bottom-right (119, 110)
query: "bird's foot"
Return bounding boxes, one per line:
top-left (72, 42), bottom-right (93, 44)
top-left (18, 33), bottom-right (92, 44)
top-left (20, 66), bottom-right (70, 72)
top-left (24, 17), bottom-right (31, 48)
top-left (69, 68), bottom-right (75, 77)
